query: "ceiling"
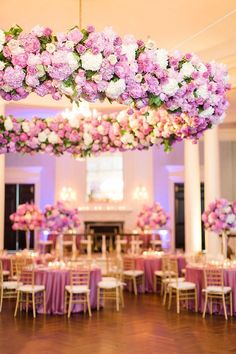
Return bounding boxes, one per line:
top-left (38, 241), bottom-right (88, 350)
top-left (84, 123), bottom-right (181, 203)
top-left (1, 0), bottom-right (236, 121)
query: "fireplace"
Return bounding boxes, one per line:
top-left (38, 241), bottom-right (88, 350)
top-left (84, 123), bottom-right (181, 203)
top-left (84, 221), bottom-right (124, 252)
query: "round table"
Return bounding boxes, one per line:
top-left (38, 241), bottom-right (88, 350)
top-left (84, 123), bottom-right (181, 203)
top-left (126, 254), bottom-right (186, 293)
top-left (185, 264), bottom-right (236, 314)
top-left (34, 266), bottom-right (101, 315)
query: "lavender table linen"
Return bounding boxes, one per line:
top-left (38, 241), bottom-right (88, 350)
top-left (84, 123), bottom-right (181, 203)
top-left (126, 255), bottom-right (186, 293)
top-left (185, 265), bottom-right (236, 314)
top-left (35, 267), bottom-right (101, 315)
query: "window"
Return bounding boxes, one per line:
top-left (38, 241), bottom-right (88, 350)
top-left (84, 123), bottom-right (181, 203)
top-left (86, 153), bottom-right (124, 202)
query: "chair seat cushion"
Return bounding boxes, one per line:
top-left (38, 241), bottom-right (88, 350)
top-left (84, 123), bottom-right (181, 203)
top-left (162, 277), bottom-right (184, 284)
top-left (3, 270), bottom-right (10, 276)
top-left (18, 285), bottom-right (45, 293)
top-left (101, 277), bottom-right (117, 282)
top-left (203, 286), bottom-right (232, 294)
top-left (3, 281), bottom-right (22, 290)
top-left (65, 285), bottom-right (90, 294)
top-left (169, 281), bottom-right (196, 290)
top-left (154, 270), bottom-right (176, 277)
top-left (123, 270), bottom-right (144, 277)
top-left (98, 280), bottom-right (123, 289)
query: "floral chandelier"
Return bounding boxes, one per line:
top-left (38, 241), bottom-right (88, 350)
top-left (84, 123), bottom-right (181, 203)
top-left (0, 23), bottom-right (230, 156)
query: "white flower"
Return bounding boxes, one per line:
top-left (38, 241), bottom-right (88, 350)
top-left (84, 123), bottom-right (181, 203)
top-left (46, 43), bottom-right (56, 53)
top-left (106, 79), bottom-right (126, 99)
top-left (0, 30), bottom-right (5, 45)
top-left (32, 25), bottom-right (45, 37)
top-left (27, 54), bottom-right (42, 66)
top-left (1, 85), bottom-right (12, 92)
top-left (198, 63), bottom-right (207, 73)
top-left (92, 73), bottom-right (102, 83)
top-left (154, 48), bottom-right (168, 69)
top-left (48, 132), bottom-right (59, 144)
top-left (68, 116), bottom-right (80, 129)
top-left (83, 132), bottom-right (93, 146)
top-left (0, 61), bottom-right (5, 70)
top-left (180, 62), bottom-right (195, 77)
top-left (121, 133), bottom-right (134, 144)
top-left (7, 39), bottom-right (24, 55)
top-left (0, 30), bottom-right (5, 51)
top-left (129, 117), bottom-right (139, 130)
top-left (65, 40), bottom-right (74, 49)
top-left (226, 214), bottom-right (236, 224)
top-left (162, 79), bottom-right (179, 96)
top-left (145, 39), bottom-right (156, 50)
top-left (81, 52), bottom-right (103, 71)
top-left (224, 206), bottom-right (231, 213)
top-left (146, 112), bottom-right (156, 125)
top-left (97, 125), bottom-right (105, 135)
top-left (199, 106), bottom-right (214, 118)
top-left (135, 74), bottom-right (143, 83)
top-left (121, 43), bottom-right (137, 62)
top-left (67, 52), bottom-right (79, 71)
top-left (196, 85), bottom-right (209, 99)
top-left (107, 54), bottom-right (117, 65)
top-left (38, 131), bottom-right (47, 143)
top-left (60, 83), bottom-right (74, 96)
top-left (36, 64), bottom-right (45, 78)
top-left (4, 117), bottom-right (13, 131)
top-left (22, 122), bottom-right (30, 133)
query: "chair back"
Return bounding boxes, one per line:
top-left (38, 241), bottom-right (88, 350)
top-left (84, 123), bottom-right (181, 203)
top-left (167, 258), bottom-right (179, 284)
top-left (21, 269), bottom-right (35, 286)
top-left (161, 255), bottom-right (170, 272)
top-left (70, 268), bottom-right (90, 287)
top-left (204, 266), bottom-right (224, 288)
top-left (15, 257), bottom-right (27, 279)
top-left (106, 257), bottom-right (123, 280)
top-left (123, 257), bottom-right (135, 271)
top-left (0, 261), bottom-right (4, 285)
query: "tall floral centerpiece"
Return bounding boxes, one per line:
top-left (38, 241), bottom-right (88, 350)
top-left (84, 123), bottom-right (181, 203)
top-left (43, 201), bottom-right (81, 258)
top-left (202, 199), bottom-right (236, 259)
top-left (10, 203), bottom-right (43, 249)
top-left (137, 202), bottom-right (169, 232)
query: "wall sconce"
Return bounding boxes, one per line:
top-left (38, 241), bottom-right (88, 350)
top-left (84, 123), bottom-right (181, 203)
top-left (133, 186), bottom-right (148, 200)
top-left (60, 186), bottom-right (76, 202)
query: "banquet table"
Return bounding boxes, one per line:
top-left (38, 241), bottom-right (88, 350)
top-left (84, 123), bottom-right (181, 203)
top-left (34, 266), bottom-right (101, 315)
top-left (125, 254), bottom-right (186, 293)
top-left (185, 264), bottom-right (236, 314)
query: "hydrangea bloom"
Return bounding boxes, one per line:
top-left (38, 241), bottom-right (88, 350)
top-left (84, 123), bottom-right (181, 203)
top-left (10, 203), bottom-right (43, 231)
top-left (137, 202), bottom-right (169, 231)
top-left (202, 199), bottom-right (236, 233)
top-left (43, 201), bottom-right (81, 234)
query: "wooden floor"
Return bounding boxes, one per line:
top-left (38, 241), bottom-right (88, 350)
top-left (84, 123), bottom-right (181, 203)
top-left (0, 293), bottom-right (236, 354)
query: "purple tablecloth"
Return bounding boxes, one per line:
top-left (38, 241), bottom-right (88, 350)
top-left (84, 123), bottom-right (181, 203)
top-left (126, 255), bottom-right (186, 293)
top-left (185, 265), bottom-right (236, 314)
top-left (34, 266), bottom-right (101, 315)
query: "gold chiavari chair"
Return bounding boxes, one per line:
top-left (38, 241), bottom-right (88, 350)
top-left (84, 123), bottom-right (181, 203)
top-left (167, 258), bottom-right (197, 314)
top-left (64, 268), bottom-right (91, 318)
top-left (14, 268), bottom-right (46, 318)
top-left (122, 257), bottom-right (145, 296)
top-left (0, 261), bottom-right (22, 312)
top-left (97, 259), bottom-right (124, 312)
top-left (153, 254), bottom-right (172, 294)
top-left (202, 266), bottom-right (233, 320)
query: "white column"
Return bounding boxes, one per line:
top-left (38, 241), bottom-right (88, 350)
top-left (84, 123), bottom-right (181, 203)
top-left (184, 141), bottom-right (202, 253)
top-left (0, 102), bottom-right (5, 250)
top-left (204, 127), bottom-right (221, 255)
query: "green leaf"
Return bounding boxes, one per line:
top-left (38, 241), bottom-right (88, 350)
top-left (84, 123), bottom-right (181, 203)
top-left (6, 25), bottom-right (23, 38)
top-left (148, 94), bottom-right (163, 108)
top-left (85, 70), bottom-right (97, 79)
top-left (167, 107), bottom-right (182, 114)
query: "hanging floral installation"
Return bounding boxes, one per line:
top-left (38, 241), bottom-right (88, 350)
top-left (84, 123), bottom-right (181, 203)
top-left (137, 203), bottom-right (169, 231)
top-left (0, 24), bottom-right (230, 154)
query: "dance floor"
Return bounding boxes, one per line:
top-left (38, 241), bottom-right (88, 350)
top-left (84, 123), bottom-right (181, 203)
top-left (1, 293), bottom-right (236, 354)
